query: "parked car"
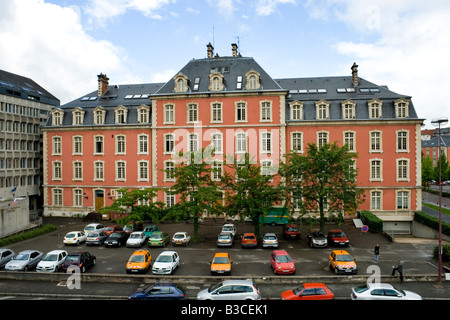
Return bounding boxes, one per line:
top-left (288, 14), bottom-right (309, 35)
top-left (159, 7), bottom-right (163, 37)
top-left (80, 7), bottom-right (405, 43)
top-left (0, 249), bottom-right (15, 268)
top-left (143, 225), bottom-right (159, 238)
top-left (351, 283), bottom-right (422, 300)
top-left (329, 250), bottom-right (357, 275)
top-left (104, 225), bottom-right (123, 235)
top-left (129, 282), bottom-right (186, 300)
top-left (270, 250), bottom-right (296, 275)
top-left (327, 229), bottom-right (350, 246)
top-left (126, 231), bottom-right (147, 248)
top-left (171, 232), bottom-right (191, 246)
top-left (210, 252), bottom-right (232, 275)
top-left (221, 224), bottom-right (237, 238)
top-left (126, 249), bottom-right (152, 274)
top-left (86, 231), bottom-right (109, 246)
top-left (63, 231), bottom-right (86, 246)
top-left (282, 223), bottom-right (301, 240)
top-left (307, 229), bottom-right (328, 248)
top-left (83, 223), bottom-right (106, 234)
top-left (104, 232), bottom-right (129, 247)
top-left (262, 233), bottom-right (279, 248)
top-left (148, 231), bottom-right (170, 247)
top-left (152, 251), bottom-right (180, 275)
top-left (197, 280), bottom-right (260, 300)
top-left (217, 233), bottom-right (234, 247)
top-left (5, 250), bottom-right (43, 271)
top-left (123, 222), bottom-right (143, 235)
top-left (36, 250), bottom-right (68, 273)
top-left (241, 233), bottom-right (258, 248)
top-left (62, 251), bottom-right (96, 273)
top-left (281, 283), bottom-right (334, 300)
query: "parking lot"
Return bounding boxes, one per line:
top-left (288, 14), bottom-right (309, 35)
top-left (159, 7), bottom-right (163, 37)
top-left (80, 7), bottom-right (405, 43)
top-left (0, 217), bottom-right (441, 279)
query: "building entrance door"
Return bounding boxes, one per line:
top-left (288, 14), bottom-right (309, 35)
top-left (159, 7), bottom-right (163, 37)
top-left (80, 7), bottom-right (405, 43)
top-left (94, 190), bottom-right (104, 212)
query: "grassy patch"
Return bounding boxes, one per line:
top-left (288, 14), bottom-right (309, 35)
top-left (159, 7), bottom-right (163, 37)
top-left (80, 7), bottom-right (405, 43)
top-left (423, 203), bottom-right (450, 217)
top-left (0, 224), bottom-right (57, 247)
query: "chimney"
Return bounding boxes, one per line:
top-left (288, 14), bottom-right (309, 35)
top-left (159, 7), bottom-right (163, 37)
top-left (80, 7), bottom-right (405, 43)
top-left (351, 62), bottom-right (359, 87)
top-left (232, 43), bottom-right (238, 57)
top-left (207, 43), bottom-right (214, 59)
top-left (97, 73), bottom-right (109, 96)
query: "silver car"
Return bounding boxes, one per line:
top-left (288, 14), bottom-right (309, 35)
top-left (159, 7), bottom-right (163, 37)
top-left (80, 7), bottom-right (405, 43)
top-left (126, 231), bottom-right (147, 248)
top-left (5, 250), bottom-right (43, 271)
top-left (197, 280), bottom-right (261, 300)
top-left (351, 283), bottom-right (422, 300)
top-left (217, 233), bottom-right (233, 247)
top-left (0, 249), bottom-right (15, 268)
top-left (262, 233), bottom-right (279, 248)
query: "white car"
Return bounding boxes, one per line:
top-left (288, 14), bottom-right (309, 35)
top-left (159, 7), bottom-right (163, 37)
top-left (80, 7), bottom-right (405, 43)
top-left (197, 280), bottom-right (261, 300)
top-left (351, 283), bottom-right (422, 300)
top-left (84, 223), bottom-right (105, 234)
top-left (152, 251), bottom-right (180, 275)
top-left (63, 231), bottom-right (87, 245)
top-left (36, 250), bottom-right (68, 272)
top-left (126, 231), bottom-right (147, 248)
top-left (171, 232), bottom-right (191, 246)
top-left (221, 224), bottom-right (237, 238)
top-left (262, 233), bottom-right (279, 248)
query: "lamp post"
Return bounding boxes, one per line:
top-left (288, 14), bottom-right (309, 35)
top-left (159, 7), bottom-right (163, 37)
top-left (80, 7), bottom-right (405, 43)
top-left (431, 117), bottom-right (448, 284)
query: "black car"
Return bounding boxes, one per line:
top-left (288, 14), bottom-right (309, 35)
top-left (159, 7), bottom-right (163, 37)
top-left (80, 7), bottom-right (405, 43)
top-left (62, 251), bottom-right (96, 273)
top-left (104, 232), bottom-right (129, 247)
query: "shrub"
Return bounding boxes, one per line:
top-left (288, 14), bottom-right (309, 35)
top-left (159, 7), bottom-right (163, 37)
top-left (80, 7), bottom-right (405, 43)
top-left (357, 210), bottom-right (383, 232)
top-left (0, 224), bottom-right (57, 247)
top-left (414, 211), bottom-right (450, 237)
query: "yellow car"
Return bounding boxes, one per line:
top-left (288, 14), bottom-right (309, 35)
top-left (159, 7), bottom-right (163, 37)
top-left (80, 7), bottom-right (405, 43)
top-left (210, 252), bottom-right (232, 275)
top-left (329, 250), bottom-right (357, 275)
top-left (126, 249), bottom-right (151, 274)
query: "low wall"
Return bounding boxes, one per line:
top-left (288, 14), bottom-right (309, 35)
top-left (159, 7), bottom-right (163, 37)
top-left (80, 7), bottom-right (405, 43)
top-left (412, 221), bottom-right (450, 241)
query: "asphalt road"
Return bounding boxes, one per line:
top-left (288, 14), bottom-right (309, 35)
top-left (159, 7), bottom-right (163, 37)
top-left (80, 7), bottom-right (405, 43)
top-left (0, 217), bottom-right (449, 301)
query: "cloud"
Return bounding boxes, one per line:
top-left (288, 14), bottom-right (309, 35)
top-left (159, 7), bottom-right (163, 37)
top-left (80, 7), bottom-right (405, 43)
top-left (207, 0), bottom-right (236, 17)
top-left (305, 0), bottom-right (450, 127)
top-left (0, 0), bottom-right (133, 104)
top-left (255, 0), bottom-right (297, 16)
top-left (84, 0), bottom-right (173, 25)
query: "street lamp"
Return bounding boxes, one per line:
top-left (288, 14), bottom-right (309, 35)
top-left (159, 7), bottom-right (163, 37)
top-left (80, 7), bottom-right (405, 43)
top-left (431, 117), bottom-right (448, 284)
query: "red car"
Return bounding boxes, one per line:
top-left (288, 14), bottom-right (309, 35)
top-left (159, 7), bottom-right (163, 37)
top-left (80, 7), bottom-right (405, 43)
top-left (241, 233), bottom-right (258, 248)
top-left (281, 283), bottom-right (334, 300)
top-left (104, 225), bottom-right (123, 235)
top-left (282, 224), bottom-right (301, 240)
top-left (270, 250), bottom-right (296, 275)
top-left (327, 229), bottom-right (349, 247)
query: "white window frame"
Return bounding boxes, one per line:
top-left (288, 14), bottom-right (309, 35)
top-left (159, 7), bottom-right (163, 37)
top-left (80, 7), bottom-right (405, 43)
top-left (396, 130), bottom-right (409, 153)
top-left (164, 133), bottom-right (175, 154)
top-left (290, 101), bottom-right (303, 120)
top-left (164, 103), bottom-right (175, 124)
top-left (396, 158), bottom-right (410, 182)
top-left (211, 102), bottom-right (223, 123)
top-left (370, 158), bottom-right (383, 182)
top-left (115, 160), bottom-right (127, 182)
top-left (260, 101), bottom-right (272, 122)
top-left (291, 132), bottom-right (303, 153)
top-left (138, 134), bottom-right (149, 155)
top-left (343, 131), bottom-right (356, 152)
top-left (138, 160), bottom-right (149, 182)
top-left (73, 188), bottom-right (83, 207)
top-left (369, 130), bottom-right (383, 153)
top-left (115, 134), bottom-right (126, 155)
top-left (370, 190), bottom-right (382, 211)
top-left (235, 101), bottom-right (247, 123)
top-left (94, 161), bottom-right (104, 181)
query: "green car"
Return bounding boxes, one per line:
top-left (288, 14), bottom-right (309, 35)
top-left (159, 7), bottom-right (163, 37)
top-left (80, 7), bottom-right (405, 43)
top-left (143, 225), bottom-right (159, 238)
top-left (148, 232), bottom-right (170, 247)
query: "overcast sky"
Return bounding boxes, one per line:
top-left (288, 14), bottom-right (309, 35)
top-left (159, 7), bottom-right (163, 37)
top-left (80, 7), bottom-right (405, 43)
top-left (0, 0), bottom-right (448, 128)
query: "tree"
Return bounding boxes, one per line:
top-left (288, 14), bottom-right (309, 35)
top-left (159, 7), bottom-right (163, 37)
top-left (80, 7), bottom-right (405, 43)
top-left (167, 149), bottom-right (223, 241)
top-left (221, 153), bottom-right (282, 238)
top-left (280, 142), bottom-right (362, 232)
top-left (100, 188), bottom-right (163, 227)
top-left (434, 152), bottom-right (450, 182)
top-left (422, 155), bottom-right (434, 187)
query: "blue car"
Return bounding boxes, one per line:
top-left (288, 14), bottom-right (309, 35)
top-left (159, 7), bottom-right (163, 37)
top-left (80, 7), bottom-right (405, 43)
top-left (129, 282), bottom-right (186, 300)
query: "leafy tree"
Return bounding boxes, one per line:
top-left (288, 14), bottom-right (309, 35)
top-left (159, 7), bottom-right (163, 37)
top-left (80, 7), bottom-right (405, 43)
top-left (434, 152), bottom-right (450, 182)
top-left (221, 153), bottom-right (282, 238)
top-left (422, 155), bottom-right (434, 187)
top-left (99, 188), bottom-right (163, 227)
top-left (280, 142), bottom-right (362, 232)
top-left (167, 149), bottom-right (223, 240)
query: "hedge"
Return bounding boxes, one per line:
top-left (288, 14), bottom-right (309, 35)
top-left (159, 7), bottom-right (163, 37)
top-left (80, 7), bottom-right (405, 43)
top-left (357, 210), bottom-right (383, 232)
top-left (0, 224), bottom-right (57, 247)
top-left (414, 211), bottom-right (450, 237)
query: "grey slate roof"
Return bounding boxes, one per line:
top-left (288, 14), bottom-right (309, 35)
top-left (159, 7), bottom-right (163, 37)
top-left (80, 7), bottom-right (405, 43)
top-left (155, 56), bottom-right (285, 95)
top-left (0, 69), bottom-right (60, 106)
top-left (422, 135), bottom-right (450, 148)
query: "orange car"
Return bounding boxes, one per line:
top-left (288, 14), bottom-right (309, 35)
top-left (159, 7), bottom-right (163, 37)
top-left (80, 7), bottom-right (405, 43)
top-left (241, 233), bottom-right (258, 248)
top-left (328, 250), bottom-right (357, 275)
top-left (281, 283), bottom-right (335, 300)
top-left (210, 252), bottom-right (232, 275)
top-left (126, 249), bottom-right (152, 274)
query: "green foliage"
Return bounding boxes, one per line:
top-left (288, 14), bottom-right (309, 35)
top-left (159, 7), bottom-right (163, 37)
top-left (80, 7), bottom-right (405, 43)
top-left (0, 224), bottom-right (57, 247)
top-left (433, 244), bottom-right (450, 262)
top-left (422, 155), bottom-right (434, 186)
top-left (280, 142), bottom-right (362, 232)
top-left (414, 211), bottom-right (450, 237)
top-left (358, 210), bottom-right (383, 232)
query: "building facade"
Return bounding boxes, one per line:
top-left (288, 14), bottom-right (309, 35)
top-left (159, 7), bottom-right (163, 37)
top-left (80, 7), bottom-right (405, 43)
top-left (42, 44), bottom-right (423, 234)
top-left (0, 69), bottom-right (59, 223)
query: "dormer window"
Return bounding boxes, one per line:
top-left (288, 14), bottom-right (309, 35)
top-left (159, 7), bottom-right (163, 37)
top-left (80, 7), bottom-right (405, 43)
top-left (93, 107), bottom-right (106, 125)
top-left (315, 100), bottom-right (330, 120)
top-left (368, 99), bottom-right (383, 119)
top-left (52, 108), bottom-right (64, 126)
top-left (209, 72), bottom-right (224, 91)
top-left (115, 106), bottom-right (128, 124)
top-left (174, 73), bottom-right (189, 93)
top-left (137, 105), bottom-right (150, 124)
top-left (245, 70), bottom-right (261, 90)
top-left (341, 100), bottom-right (356, 119)
top-left (72, 108), bottom-right (85, 126)
top-left (394, 98), bottom-right (409, 118)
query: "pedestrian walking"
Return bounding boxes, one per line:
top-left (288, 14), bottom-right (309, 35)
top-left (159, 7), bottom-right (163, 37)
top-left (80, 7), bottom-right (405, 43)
top-left (374, 244), bottom-right (380, 262)
top-left (391, 259), bottom-right (404, 282)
